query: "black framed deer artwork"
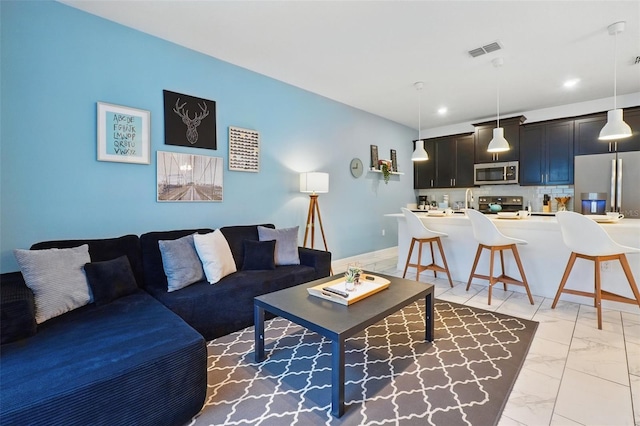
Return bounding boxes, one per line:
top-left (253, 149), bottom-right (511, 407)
top-left (163, 90), bottom-right (216, 150)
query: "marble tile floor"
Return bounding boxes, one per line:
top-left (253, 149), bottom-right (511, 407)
top-left (373, 265), bottom-right (640, 426)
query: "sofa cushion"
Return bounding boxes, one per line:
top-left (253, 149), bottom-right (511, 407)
top-left (14, 244), bottom-right (91, 324)
top-left (242, 240), bottom-right (276, 270)
top-left (159, 234), bottom-right (205, 292)
top-left (0, 291), bottom-right (206, 426)
top-left (0, 272), bottom-right (37, 344)
top-left (258, 226), bottom-right (300, 265)
top-left (140, 229), bottom-right (213, 292)
top-left (194, 230), bottom-right (237, 284)
top-left (84, 255), bottom-right (139, 306)
top-left (30, 235), bottom-right (144, 288)
top-left (148, 265), bottom-right (317, 340)
top-left (219, 224), bottom-right (274, 271)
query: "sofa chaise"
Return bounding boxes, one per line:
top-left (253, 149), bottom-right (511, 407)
top-left (0, 224), bottom-right (331, 425)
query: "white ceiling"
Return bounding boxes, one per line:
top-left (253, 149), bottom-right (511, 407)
top-left (61, 1), bottom-right (640, 130)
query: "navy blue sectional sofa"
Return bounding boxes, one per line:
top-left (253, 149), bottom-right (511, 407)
top-left (0, 225), bottom-right (331, 425)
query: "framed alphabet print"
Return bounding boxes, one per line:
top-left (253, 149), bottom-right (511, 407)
top-left (97, 102), bottom-right (150, 164)
top-left (163, 90), bottom-right (217, 150)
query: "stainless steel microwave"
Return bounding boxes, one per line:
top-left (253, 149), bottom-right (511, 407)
top-left (474, 161), bottom-right (519, 185)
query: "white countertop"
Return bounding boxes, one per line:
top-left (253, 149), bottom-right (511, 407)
top-left (387, 212), bottom-right (640, 232)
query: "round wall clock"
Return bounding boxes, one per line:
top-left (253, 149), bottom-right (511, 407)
top-left (350, 158), bottom-right (364, 178)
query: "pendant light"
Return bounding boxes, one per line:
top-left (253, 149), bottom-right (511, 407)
top-left (599, 21), bottom-right (632, 141)
top-left (411, 81), bottom-right (429, 161)
top-left (487, 57), bottom-right (510, 153)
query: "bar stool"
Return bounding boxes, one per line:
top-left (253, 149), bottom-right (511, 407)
top-left (552, 211), bottom-right (640, 329)
top-left (465, 209), bottom-right (534, 305)
top-left (401, 208), bottom-right (453, 286)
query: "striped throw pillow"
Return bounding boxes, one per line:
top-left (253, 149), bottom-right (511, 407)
top-left (14, 244), bottom-right (92, 324)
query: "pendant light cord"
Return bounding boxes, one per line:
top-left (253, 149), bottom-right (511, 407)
top-left (496, 65), bottom-right (500, 128)
top-left (418, 87), bottom-right (421, 140)
top-left (613, 29), bottom-right (618, 110)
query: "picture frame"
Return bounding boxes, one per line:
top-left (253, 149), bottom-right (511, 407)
top-left (370, 145), bottom-right (379, 169)
top-left (163, 90), bottom-right (217, 150)
top-left (97, 102), bottom-right (150, 164)
top-left (228, 126), bottom-right (260, 172)
top-left (390, 149), bottom-right (398, 172)
top-left (157, 151), bottom-right (223, 202)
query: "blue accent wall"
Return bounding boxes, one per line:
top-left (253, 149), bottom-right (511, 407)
top-left (0, 1), bottom-right (416, 272)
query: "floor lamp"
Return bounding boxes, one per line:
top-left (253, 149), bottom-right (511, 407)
top-left (299, 172), bottom-right (332, 273)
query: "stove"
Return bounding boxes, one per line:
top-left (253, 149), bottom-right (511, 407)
top-left (477, 196), bottom-right (523, 214)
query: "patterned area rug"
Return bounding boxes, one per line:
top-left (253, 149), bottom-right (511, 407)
top-left (188, 300), bottom-right (537, 426)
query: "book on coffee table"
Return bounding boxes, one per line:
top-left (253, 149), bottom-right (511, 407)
top-left (307, 274), bottom-right (390, 305)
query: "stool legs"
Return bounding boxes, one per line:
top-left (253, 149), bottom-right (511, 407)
top-left (403, 237), bottom-right (453, 287)
top-left (552, 252), bottom-right (640, 330)
top-left (466, 243), bottom-right (534, 306)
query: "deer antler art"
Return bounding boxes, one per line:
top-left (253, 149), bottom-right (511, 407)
top-left (173, 98), bottom-right (210, 144)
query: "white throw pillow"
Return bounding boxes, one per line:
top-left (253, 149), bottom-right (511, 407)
top-left (14, 244), bottom-right (92, 324)
top-left (193, 230), bottom-right (237, 284)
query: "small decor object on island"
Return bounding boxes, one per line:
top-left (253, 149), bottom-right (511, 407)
top-left (555, 196), bottom-right (570, 211)
top-left (97, 102), bottom-right (150, 164)
top-left (378, 159), bottom-right (393, 184)
top-left (163, 90), bottom-right (216, 150)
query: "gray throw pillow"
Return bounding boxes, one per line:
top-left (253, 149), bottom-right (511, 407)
top-left (159, 234), bottom-right (205, 292)
top-left (257, 226), bottom-right (300, 266)
top-left (13, 244), bottom-right (92, 324)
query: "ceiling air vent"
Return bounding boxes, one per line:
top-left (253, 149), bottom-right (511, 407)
top-left (468, 41), bottom-right (503, 58)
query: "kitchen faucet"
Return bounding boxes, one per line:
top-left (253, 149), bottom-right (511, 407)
top-left (465, 188), bottom-right (474, 210)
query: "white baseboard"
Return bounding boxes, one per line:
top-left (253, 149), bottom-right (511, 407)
top-left (332, 247), bottom-right (398, 274)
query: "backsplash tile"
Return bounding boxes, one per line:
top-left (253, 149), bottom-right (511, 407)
top-left (416, 185), bottom-right (575, 212)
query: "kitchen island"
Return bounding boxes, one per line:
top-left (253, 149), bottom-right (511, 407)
top-left (388, 212), bottom-right (640, 312)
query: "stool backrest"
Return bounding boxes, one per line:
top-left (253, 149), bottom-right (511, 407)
top-left (555, 211), bottom-right (630, 256)
top-left (465, 208), bottom-right (515, 246)
top-left (401, 208), bottom-right (445, 239)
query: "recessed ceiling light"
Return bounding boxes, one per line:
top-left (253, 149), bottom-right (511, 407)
top-left (563, 78), bottom-right (580, 88)
top-left (437, 107), bottom-right (448, 115)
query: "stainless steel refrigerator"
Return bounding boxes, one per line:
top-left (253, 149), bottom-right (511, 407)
top-left (574, 151), bottom-right (640, 219)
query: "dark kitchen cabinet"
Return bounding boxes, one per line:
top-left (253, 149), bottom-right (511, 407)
top-left (436, 134), bottom-right (474, 188)
top-left (473, 116), bottom-right (525, 163)
top-left (413, 139), bottom-right (435, 189)
top-left (414, 134), bottom-right (474, 189)
top-left (574, 106), bottom-right (640, 155)
top-left (520, 119), bottom-right (574, 186)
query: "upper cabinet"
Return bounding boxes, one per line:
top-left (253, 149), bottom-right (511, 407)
top-left (574, 106), bottom-right (640, 155)
top-left (413, 134), bottom-right (474, 189)
top-left (520, 119), bottom-right (574, 186)
top-left (473, 116), bottom-right (526, 163)
top-left (413, 139), bottom-right (436, 189)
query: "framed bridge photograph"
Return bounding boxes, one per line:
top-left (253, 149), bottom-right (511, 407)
top-left (97, 102), bottom-right (150, 164)
top-left (163, 90), bottom-right (217, 150)
top-left (157, 151), bottom-right (223, 202)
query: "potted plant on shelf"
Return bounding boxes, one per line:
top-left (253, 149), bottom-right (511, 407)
top-left (378, 159), bottom-right (392, 184)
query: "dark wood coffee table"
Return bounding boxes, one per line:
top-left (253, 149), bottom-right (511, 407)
top-left (254, 272), bottom-right (434, 417)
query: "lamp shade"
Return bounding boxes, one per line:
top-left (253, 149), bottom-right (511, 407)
top-left (599, 109), bottom-right (632, 140)
top-left (411, 140), bottom-right (429, 161)
top-left (299, 172), bottom-right (329, 194)
top-left (487, 127), bottom-right (510, 152)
